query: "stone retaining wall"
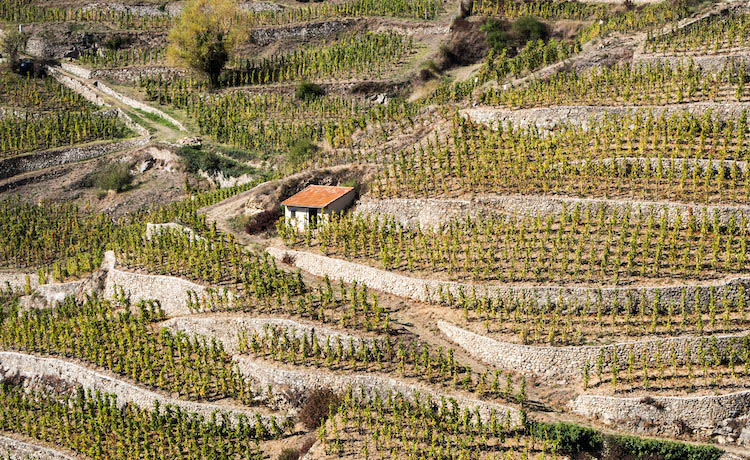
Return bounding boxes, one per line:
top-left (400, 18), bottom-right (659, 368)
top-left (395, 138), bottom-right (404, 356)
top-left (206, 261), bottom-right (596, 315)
top-left (0, 272), bottom-right (83, 305)
top-left (0, 137), bottom-right (148, 180)
top-left (144, 222), bottom-right (205, 242)
top-left (0, 434), bottom-right (76, 460)
top-left (438, 320), bottom-right (747, 382)
top-left (634, 52), bottom-right (750, 72)
top-left (60, 62), bottom-right (91, 79)
top-left (101, 253), bottom-right (208, 317)
top-left (90, 66), bottom-right (187, 84)
top-left (47, 66), bottom-right (103, 106)
top-left (0, 352), bottom-right (271, 424)
top-left (160, 316), bottom-right (368, 353)
top-left (266, 247), bottom-right (750, 308)
top-left (233, 356), bottom-right (519, 423)
top-left (354, 195), bottom-right (750, 230)
top-left (462, 101), bottom-right (750, 131)
top-left (571, 391), bottom-right (750, 444)
top-left (251, 19), bottom-right (357, 46)
top-left (79, 1), bottom-right (283, 17)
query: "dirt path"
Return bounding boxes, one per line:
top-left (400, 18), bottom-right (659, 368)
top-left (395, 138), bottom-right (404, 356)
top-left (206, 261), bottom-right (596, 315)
top-left (48, 64), bottom-right (185, 144)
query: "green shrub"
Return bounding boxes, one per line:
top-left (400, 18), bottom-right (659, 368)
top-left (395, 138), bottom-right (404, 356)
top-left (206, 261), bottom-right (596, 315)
top-left (512, 16), bottom-right (549, 43)
top-left (287, 138), bottom-right (319, 165)
top-left (614, 435), bottom-right (723, 460)
top-left (481, 19), bottom-right (511, 53)
top-left (177, 146), bottom-right (254, 177)
top-left (529, 422), bottom-right (603, 456)
top-left (295, 81), bottom-right (325, 101)
top-left (89, 162), bottom-right (133, 192)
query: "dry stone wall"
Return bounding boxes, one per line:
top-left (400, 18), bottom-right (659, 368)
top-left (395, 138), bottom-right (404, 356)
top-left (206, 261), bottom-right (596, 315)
top-left (355, 195), bottom-right (750, 230)
top-left (101, 251), bottom-right (210, 317)
top-left (59, 62), bottom-right (92, 79)
top-left (571, 391), bottom-right (750, 444)
top-left (462, 101), bottom-right (750, 131)
top-left (48, 65), bottom-right (150, 137)
top-left (633, 52), bottom-right (750, 72)
top-left (0, 272), bottom-right (83, 305)
top-left (266, 247), bottom-right (750, 309)
top-left (160, 316), bottom-right (368, 353)
top-left (251, 19), bottom-right (357, 46)
top-left (90, 66), bottom-right (187, 84)
top-left (0, 434), bottom-right (76, 460)
top-left (144, 222), bottom-right (205, 242)
top-left (438, 320), bottom-right (747, 382)
top-left (233, 356), bottom-right (519, 423)
top-left (0, 137), bottom-right (148, 180)
top-left (0, 351), bottom-right (272, 424)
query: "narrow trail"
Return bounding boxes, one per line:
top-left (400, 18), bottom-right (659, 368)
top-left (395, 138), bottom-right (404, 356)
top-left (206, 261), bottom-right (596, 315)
top-left (48, 63), bottom-right (186, 144)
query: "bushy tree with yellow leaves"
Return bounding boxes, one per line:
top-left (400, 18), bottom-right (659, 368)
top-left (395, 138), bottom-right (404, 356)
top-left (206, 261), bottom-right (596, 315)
top-left (167, 0), bottom-right (245, 87)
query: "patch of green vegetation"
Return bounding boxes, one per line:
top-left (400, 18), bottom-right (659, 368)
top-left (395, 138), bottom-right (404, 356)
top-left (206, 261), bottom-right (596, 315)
top-left (215, 144), bottom-right (262, 162)
top-left (134, 108), bottom-right (177, 130)
top-left (512, 16), bottom-right (549, 43)
top-left (529, 422), bottom-right (722, 460)
top-left (177, 146), bottom-right (255, 178)
top-left (287, 138), bottom-right (319, 166)
top-left (83, 161), bottom-right (133, 193)
top-left (295, 81), bottom-right (325, 101)
top-left (481, 16), bottom-right (549, 54)
top-left (125, 111), bottom-right (157, 134)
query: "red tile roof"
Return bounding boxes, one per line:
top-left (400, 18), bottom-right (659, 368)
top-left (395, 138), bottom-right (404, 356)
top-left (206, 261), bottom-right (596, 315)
top-left (281, 185), bottom-right (354, 208)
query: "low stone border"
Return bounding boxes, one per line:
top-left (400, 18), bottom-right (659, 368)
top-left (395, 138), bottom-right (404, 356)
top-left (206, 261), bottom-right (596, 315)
top-left (233, 356), bottom-right (519, 423)
top-left (266, 247), bottom-right (750, 308)
top-left (0, 272), bottom-right (83, 305)
top-left (251, 18), bottom-right (357, 46)
top-left (634, 52), bottom-right (750, 72)
top-left (438, 320), bottom-right (747, 382)
top-left (160, 316), bottom-right (368, 353)
top-left (354, 195), bottom-right (750, 230)
top-left (0, 351), bottom-right (273, 424)
top-left (570, 391), bottom-right (750, 445)
top-left (90, 66), bottom-right (187, 84)
top-left (144, 222), bottom-right (205, 242)
top-left (100, 251), bottom-right (213, 317)
top-left (0, 434), bottom-right (77, 460)
top-left (462, 101), bottom-right (750, 131)
top-left (0, 137), bottom-right (149, 181)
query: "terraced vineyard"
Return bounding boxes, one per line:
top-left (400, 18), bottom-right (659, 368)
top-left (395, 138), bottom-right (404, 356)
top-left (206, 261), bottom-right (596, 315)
top-left (1, 0), bottom-right (750, 458)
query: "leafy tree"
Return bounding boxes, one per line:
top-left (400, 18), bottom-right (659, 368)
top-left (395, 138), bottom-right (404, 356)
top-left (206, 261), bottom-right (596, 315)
top-left (166, 0), bottom-right (245, 87)
top-left (1, 30), bottom-right (28, 70)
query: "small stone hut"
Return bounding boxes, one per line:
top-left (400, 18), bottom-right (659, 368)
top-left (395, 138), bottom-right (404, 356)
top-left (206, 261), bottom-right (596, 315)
top-left (281, 185), bottom-right (356, 230)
